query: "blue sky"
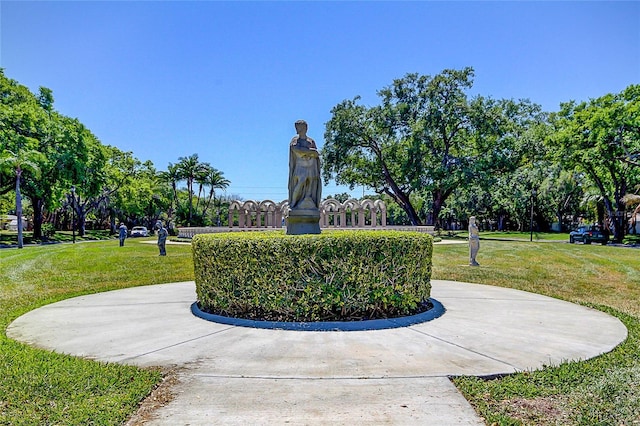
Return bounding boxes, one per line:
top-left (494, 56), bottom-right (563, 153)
top-left (2, 1), bottom-right (639, 201)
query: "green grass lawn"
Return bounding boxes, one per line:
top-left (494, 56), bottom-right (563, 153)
top-left (1, 237), bottom-right (639, 424)
top-left (0, 239), bottom-right (194, 425)
top-left (0, 229), bottom-right (115, 245)
top-left (433, 241), bottom-right (640, 425)
top-left (442, 230), bottom-right (571, 242)
top-left (481, 231), bottom-right (571, 241)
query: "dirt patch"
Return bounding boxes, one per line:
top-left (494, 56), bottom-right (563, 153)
top-left (125, 368), bottom-right (181, 425)
top-left (497, 396), bottom-right (571, 425)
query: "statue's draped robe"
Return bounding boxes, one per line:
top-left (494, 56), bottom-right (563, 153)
top-left (288, 137), bottom-right (322, 210)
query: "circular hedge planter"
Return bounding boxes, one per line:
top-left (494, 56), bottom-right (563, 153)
top-left (192, 230), bottom-right (433, 322)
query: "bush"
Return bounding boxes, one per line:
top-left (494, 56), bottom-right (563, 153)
top-left (192, 230), bottom-right (432, 322)
top-left (623, 234), bottom-right (640, 245)
top-left (41, 223), bottom-right (56, 239)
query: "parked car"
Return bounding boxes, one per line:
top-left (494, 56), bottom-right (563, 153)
top-left (569, 225), bottom-right (609, 245)
top-left (130, 226), bottom-right (148, 237)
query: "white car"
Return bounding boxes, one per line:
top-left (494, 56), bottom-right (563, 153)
top-left (130, 226), bottom-right (148, 237)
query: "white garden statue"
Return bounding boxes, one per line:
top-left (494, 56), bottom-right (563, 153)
top-left (469, 216), bottom-right (480, 266)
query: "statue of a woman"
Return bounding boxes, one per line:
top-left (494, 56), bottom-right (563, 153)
top-left (155, 220), bottom-right (168, 256)
top-left (469, 216), bottom-right (480, 266)
top-left (288, 120), bottom-right (321, 210)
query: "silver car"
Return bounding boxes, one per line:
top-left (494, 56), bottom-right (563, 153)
top-left (130, 226), bottom-right (148, 237)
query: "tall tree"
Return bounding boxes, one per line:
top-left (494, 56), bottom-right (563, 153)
top-left (323, 68), bottom-right (544, 226)
top-left (24, 114), bottom-right (93, 238)
top-left (0, 149), bottom-right (43, 248)
top-left (111, 160), bottom-right (171, 231)
top-left (0, 78), bottom-right (52, 238)
top-left (0, 70), bottom-right (102, 239)
top-left (158, 163), bottom-right (181, 225)
top-left (549, 85), bottom-right (640, 242)
top-left (193, 162), bottom-right (212, 216)
top-left (0, 70), bottom-right (48, 196)
top-left (201, 167), bottom-right (230, 225)
top-left (176, 154), bottom-right (209, 226)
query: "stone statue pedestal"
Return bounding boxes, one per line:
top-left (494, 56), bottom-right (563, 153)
top-left (287, 209), bottom-right (321, 235)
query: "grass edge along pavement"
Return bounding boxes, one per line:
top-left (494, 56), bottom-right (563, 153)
top-left (0, 238), bottom-right (639, 424)
top-left (0, 239), bottom-right (194, 425)
top-left (453, 306), bottom-right (640, 425)
top-left (432, 240), bottom-right (640, 425)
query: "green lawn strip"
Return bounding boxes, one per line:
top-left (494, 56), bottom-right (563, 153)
top-left (0, 240), bottom-right (194, 425)
top-left (433, 241), bottom-right (640, 425)
top-left (442, 231), bottom-right (570, 242)
top-left (480, 231), bottom-right (570, 242)
top-left (0, 229), bottom-right (115, 245)
top-left (453, 307), bottom-right (640, 425)
top-left (0, 339), bottom-right (161, 425)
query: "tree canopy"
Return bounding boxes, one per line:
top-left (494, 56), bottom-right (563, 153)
top-left (322, 68), bottom-right (545, 227)
top-left (548, 85), bottom-right (640, 242)
top-left (1, 69), bottom-right (232, 237)
top-left (2, 67), bottom-right (638, 239)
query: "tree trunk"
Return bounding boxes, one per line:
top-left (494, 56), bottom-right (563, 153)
top-left (602, 196), bottom-right (624, 243)
top-left (187, 179), bottom-right (194, 226)
top-left (31, 197), bottom-right (45, 239)
top-left (77, 209), bottom-right (86, 236)
top-left (431, 189), bottom-right (451, 229)
top-left (596, 201), bottom-right (605, 226)
top-left (202, 190), bottom-right (215, 219)
top-left (110, 211), bottom-right (117, 234)
top-left (15, 170), bottom-right (24, 249)
top-left (71, 194), bottom-right (87, 237)
top-left (556, 210), bottom-right (563, 232)
top-left (370, 140), bottom-right (423, 226)
top-left (384, 188), bottom-right (422, 225)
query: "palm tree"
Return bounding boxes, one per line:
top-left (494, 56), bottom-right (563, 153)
top-left (0, 150), bottom-right (43, 248)
top-left (193, 163), bottom-right (212, 217)
top-left (201, 168), bottom-right (230, 225)
top-left (158, 163), bottom-right (181, 223)
top-left (176, 154), bottom-right (209, 226)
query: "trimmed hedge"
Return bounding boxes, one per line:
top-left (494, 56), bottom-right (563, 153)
top-left (192, 230), bottom-right (432, 322)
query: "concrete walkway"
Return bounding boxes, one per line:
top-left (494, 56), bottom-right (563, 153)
top-left (7, 280), bottom-right (627, 425)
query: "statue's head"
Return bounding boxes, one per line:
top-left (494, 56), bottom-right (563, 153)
top-left (155, 220), bottom-right (162, 230)
top-left (294, 120), bottom-right (308, 134)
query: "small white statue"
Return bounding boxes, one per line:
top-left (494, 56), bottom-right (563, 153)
top-left (469, 216), bottom-right (480, 266)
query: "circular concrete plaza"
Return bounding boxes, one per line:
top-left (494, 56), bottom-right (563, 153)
top-left (7, 280), bottom-right (627, 425)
